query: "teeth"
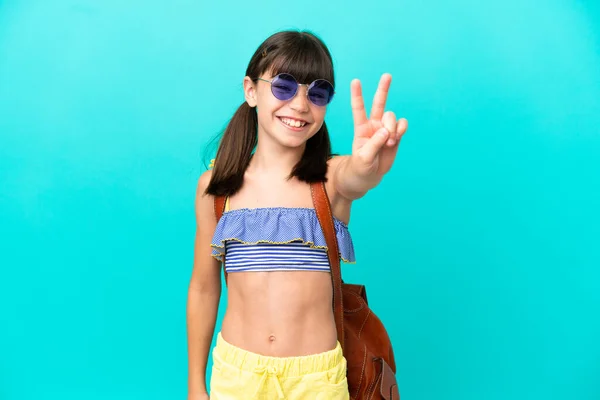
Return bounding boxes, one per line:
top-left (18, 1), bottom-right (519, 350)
top-left (281, 117), bottom-right (306, 128)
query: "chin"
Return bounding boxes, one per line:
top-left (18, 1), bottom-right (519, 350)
top-left (271, 125), bottom-right (316, 149)
top-left (276, 134), bottom-right (310, 149)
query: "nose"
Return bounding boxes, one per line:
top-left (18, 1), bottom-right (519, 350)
top-left (289, 85), bottom-right (310, 112)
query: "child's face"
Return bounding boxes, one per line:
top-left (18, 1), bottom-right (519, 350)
top-left (244, 71), bottom-right (328, 149)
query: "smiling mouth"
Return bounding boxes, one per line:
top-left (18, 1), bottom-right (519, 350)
top-left (278, 117), bottom-right (308, 128)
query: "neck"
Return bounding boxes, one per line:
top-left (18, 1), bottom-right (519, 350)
top-left (248, 137), bottom-right (305, 180)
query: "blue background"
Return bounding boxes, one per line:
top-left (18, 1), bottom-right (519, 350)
top-left (1, 0), bottom-right (599, 399)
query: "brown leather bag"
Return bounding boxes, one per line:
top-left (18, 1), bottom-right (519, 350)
top-left (214, 182), bottom-right (399, 399)
top-left (309, 181), bottom-right (399, 400)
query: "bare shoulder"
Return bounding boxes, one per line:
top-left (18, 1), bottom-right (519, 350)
top-left (196, 169), bottom-right (213, 194)
top-left (195, 169), bottom-right (215, 223)
top-left (326, 155), bottom-right (352, 224)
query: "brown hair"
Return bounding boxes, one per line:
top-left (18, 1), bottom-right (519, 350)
top-left (205, 30), bottom-right (336, 197)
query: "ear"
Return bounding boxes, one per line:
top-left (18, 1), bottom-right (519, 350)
top-left (243, 76), bottom-right (257, 107)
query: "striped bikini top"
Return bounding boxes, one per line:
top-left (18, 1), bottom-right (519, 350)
top-left (210, 197), bottom-right (356, 273)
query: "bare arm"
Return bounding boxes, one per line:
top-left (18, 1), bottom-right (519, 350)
top-left (187, 170), bottom-right (221, 398)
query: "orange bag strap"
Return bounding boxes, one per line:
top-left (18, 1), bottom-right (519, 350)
top-left (310, 181), bottom-right (345, 350)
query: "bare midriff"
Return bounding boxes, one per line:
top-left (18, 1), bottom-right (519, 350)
top-left (220, 270), bottom-right (338, 357)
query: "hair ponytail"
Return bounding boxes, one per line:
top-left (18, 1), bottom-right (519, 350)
top-left (206, 102), bottom-right (257, 196)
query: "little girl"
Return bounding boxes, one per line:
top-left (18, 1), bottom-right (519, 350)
top-left (187, 30), bottom-right (408, 400)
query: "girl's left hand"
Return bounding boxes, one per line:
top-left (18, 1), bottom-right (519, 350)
top-left (349, 73), bottom-right (408, 177)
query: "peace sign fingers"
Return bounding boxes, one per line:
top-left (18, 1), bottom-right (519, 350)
top-left (350, 79), bottom-right (368, 128)
top-left (370, 73), bottom-right (392, 121)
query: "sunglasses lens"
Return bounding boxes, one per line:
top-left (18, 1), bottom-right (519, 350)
top-left (271, 74), bottom-right (298, 101)
top-left (308, 79), bottom-right (334, 106)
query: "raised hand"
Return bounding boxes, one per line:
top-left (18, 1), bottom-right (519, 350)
top-left (350, 73), bottom-right (408, 177)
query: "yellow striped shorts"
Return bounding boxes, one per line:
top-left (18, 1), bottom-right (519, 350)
top-left (209, 333), bottom-right (350, 400)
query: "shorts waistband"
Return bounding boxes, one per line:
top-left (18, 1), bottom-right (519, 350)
top-left (213, 332), bottom-right (345, 377)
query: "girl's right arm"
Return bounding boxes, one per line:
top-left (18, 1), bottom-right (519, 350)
top-left (187, 170), bottom-right (222, 399)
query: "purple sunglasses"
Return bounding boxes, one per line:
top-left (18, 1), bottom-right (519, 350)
top-left (257, 73), bottom-right (335, 107)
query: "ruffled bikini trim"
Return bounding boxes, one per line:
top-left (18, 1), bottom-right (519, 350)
top-left (210, 207), bottom-right (356, 264)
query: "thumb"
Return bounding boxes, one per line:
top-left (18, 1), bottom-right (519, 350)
top-left (355, 128), bottom-right (389, 164)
